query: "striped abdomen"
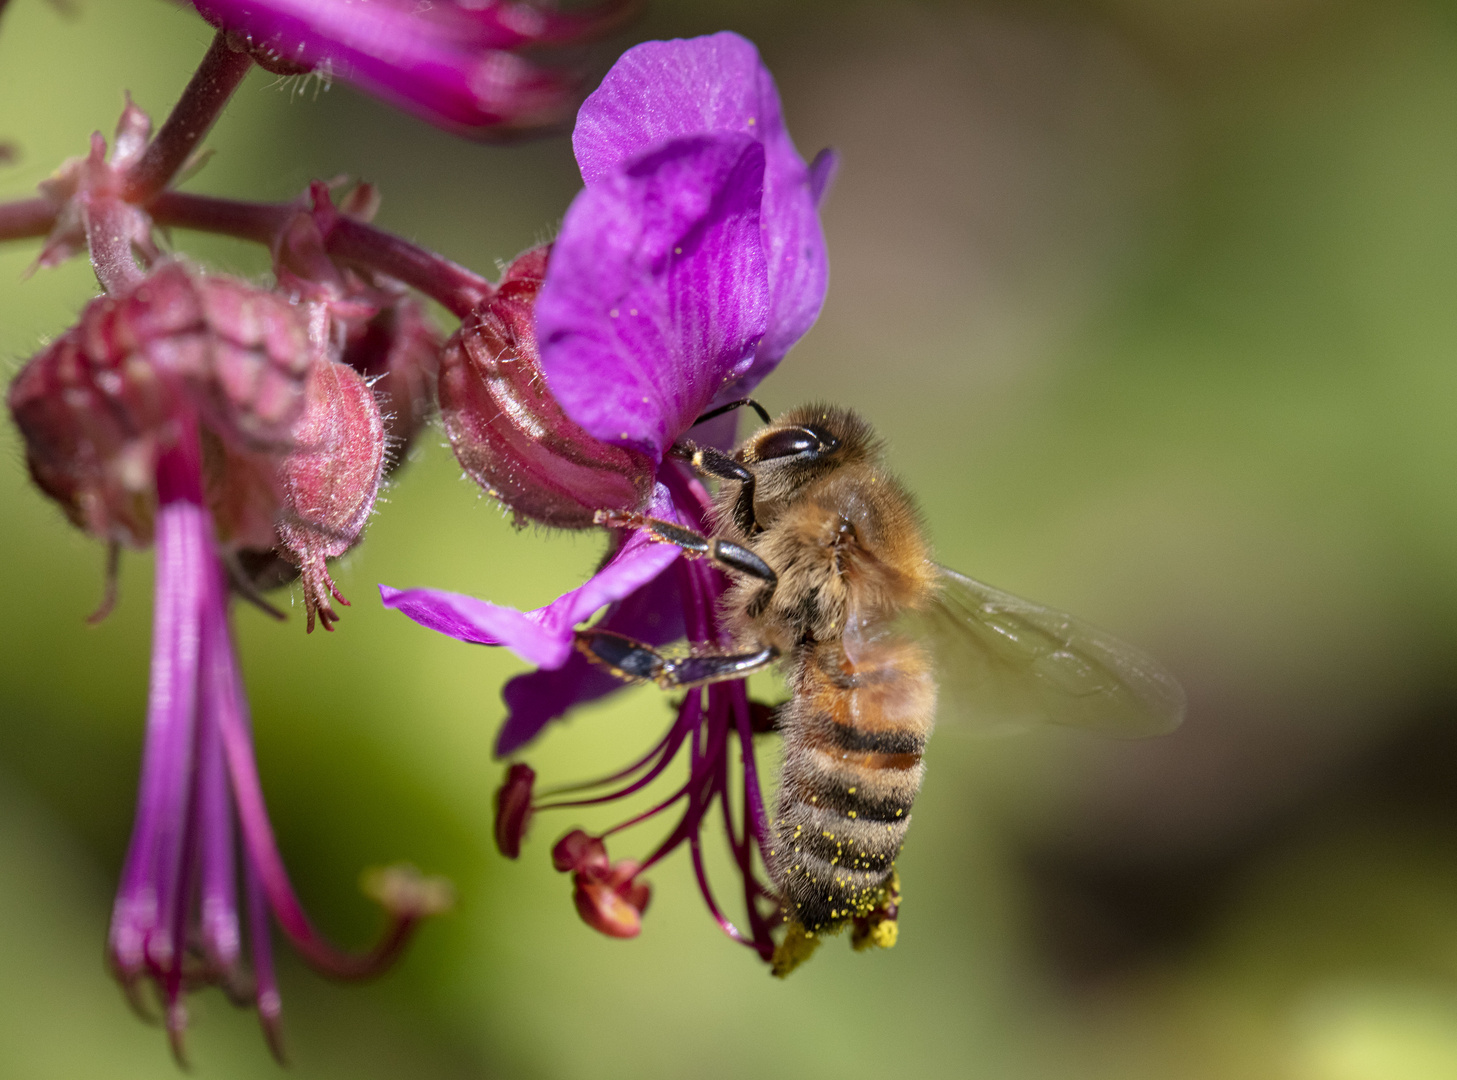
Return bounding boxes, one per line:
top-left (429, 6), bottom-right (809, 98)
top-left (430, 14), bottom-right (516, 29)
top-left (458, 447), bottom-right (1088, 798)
top-left (768, 635), bottom-right (936, 932)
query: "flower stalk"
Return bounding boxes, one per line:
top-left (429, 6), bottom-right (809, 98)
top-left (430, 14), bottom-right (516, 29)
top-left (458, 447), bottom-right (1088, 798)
top-left (122, 30), bottom-right (255, 205)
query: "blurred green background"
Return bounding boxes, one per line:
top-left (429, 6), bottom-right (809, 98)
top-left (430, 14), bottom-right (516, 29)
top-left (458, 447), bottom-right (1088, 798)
top-left (5, 0), bottom-right (1457, 1076)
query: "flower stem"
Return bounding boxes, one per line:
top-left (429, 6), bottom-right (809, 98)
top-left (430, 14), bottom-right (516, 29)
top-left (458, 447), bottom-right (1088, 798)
top-left (149, 191), bottom-right (495, 315)
top-left (0, 197), bottom-right (56, 241)
top-left (0, 185), bottom-right (496, 315)
top-left (123, 31), bottom-right (254, 204)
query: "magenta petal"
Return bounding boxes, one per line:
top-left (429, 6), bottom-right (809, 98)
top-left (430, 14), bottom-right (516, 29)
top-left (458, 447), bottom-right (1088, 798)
top-left (808, 147), bottom-right (839, 207)
top-left (496, 556), bottom-right (687, 755)
top-left (536, 134), bottom-right (769, 460)
top-left (573, 33), bottom-right (828, 390)
top-left (384, 485), bottom-right (685, 668)
top-left (380, 585), bottom-right (573, 667)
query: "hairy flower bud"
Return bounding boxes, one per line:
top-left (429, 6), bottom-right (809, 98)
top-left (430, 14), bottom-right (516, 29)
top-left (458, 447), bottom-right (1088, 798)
top-left (8, 261), bottom-right (311, 546)
top-left (438, 245), bottom-right (654, 528)
top-left (274, 358), bottom-right (386, 632)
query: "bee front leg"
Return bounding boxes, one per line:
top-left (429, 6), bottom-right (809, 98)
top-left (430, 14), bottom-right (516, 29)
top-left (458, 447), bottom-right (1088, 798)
top-left (667, 440), bottom-right (759, 535)
top-left (593, 509), bottom-right (778, 598)
top-left (575, 629), bottom-right (778, 689)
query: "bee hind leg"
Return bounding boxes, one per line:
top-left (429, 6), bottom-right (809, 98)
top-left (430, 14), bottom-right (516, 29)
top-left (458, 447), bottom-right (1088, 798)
top-left (575, 629), bottom-right (778, 689)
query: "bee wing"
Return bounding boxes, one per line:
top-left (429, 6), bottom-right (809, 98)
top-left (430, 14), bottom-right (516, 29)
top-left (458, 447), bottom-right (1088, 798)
top-left (909, 565), bottom-right (1186, 737)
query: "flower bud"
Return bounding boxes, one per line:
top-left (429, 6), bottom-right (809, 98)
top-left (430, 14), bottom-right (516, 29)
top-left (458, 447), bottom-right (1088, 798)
top-left (438, 245), bottom-right (654, 528)
top-left (8, 261), bottom-right (311, 546)
top-left (493, 763), bottom-right (536, 859)
top-left (274, 358), bottom-right (386, 632)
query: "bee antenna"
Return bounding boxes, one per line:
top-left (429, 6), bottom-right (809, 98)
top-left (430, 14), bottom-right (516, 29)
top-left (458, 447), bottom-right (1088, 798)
top-left (693, 398), bottom-right (771, 427)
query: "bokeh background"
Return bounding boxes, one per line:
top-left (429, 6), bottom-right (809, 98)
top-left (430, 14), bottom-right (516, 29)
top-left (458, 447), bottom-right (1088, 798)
top-left (4, 0), bottom-right (1457, 1076)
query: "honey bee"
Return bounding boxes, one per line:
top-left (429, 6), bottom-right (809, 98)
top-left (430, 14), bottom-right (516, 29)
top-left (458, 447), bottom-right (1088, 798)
top-left (581, 403), bottom-right (1185, 972)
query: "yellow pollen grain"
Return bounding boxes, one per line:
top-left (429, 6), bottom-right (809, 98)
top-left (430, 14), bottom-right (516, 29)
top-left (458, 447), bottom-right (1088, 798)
top-left (674, 246), bottom-right (682, 254)
top-left (847, 787), bottom-right (857, 794)
top-left (848, 811), bottom-right (857, 818)
top-left (609, 308), bottom-right (619, 318)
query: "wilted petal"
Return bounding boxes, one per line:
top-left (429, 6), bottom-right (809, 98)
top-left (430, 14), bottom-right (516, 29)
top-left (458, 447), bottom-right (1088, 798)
top-left (572, 32), bottom-right (829, 390)
top-left (383, 483), bottom-right (683, 667)
top-left (536, 134), bottom-right (769, 460)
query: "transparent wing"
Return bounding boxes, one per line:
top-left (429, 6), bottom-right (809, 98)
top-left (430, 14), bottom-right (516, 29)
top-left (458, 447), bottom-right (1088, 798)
top-left (910, 565), bottom-right (1185, 737)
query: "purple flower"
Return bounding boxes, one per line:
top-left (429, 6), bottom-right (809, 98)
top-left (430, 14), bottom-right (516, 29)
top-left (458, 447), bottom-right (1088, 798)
top-left (384, 32), bottom-right (832, 959)
top-left (7, 264), bottom-right (448, 1061)
top-left (190, 0), bottom-right (639, 137)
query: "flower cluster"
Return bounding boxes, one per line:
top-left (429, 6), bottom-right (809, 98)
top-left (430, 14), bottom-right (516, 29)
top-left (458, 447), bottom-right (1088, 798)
top-left (4, 0), bottom-right (833, 1061)
top-left (385, 32), bottom-right (835, 960)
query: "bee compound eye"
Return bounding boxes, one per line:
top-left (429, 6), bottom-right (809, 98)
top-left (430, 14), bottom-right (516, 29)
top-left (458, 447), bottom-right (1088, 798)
top-left (754, 426), bottom-right (832, 461)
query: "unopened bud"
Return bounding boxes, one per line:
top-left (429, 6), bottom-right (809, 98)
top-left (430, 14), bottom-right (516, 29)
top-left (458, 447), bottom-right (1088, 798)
top-left (275, 359), bottom-right (385, 632)
top-left (7, 261), bottom-right (310, 546)
top-left (438, 245), bottom-right (653, 528)
top-left (493, 763), bottom-right (535, 860)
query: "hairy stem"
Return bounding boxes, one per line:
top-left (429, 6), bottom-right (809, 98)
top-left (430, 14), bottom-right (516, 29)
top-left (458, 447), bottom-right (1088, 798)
top-left (123, 31), bottom-right (254, 204)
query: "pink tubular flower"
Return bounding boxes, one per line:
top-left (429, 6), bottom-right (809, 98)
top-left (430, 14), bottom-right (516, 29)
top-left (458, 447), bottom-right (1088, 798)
top-left (7, 263), bottom-right (449, 1062)
top-left (384, 33), bottom-right (834, 960)
top-left (190, 0), bottom-right (640, 137)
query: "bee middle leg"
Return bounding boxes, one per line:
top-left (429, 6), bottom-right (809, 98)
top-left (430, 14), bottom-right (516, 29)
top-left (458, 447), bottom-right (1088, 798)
top-left (576, 629), bottom-right (778, 689)
top-left (593, 509), bottom-right (777, 596)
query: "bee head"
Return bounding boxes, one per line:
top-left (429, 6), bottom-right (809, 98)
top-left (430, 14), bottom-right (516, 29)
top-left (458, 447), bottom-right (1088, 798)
top-left (730, 405), bottom-right (882, 527)
top-left (737, 404), bottom-right (880, 468)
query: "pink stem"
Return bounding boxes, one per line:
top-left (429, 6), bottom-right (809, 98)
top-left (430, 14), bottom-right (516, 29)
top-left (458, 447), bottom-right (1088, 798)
top-left (149, 191), bottom-right (494, 316)
top-left (0, 197), bottom-right (54, 241)
top-left (123, 31), bottom-right (254, 204)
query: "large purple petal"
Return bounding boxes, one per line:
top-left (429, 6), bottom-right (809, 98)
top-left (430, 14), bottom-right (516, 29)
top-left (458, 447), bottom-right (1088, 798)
top-left (573, 33), bottom-right (829, 388)
top-left (496, 561), bottom-right (686, 755)
top-left (383, 484), bottom-right (684, 668)
top-left (535, 134), bottom-right (769, 460)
